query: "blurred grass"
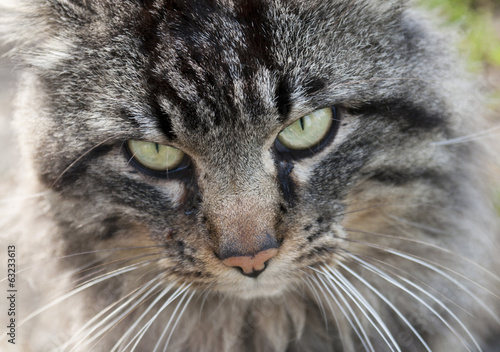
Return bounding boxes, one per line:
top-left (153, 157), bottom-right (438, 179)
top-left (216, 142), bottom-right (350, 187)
top-left (418, 0), bottom-right (500, 215)
top-left (420, 0), bottom-right (500, 127)
top-left (419, 0), bottom-right (500, 69)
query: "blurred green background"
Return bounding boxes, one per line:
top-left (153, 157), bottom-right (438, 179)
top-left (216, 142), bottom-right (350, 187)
top-left (419, 0), bottom-right (500, 214)
top-left (421, 0), bottom-right (500, 67)
top-left (419, 0), bottom-right (500, 109)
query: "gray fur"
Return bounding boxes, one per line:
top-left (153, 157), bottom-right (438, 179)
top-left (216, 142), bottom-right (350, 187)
top-left (0, 0), bottom-right (499, 351)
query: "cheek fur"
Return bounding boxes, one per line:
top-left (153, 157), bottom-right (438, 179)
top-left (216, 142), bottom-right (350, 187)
top-left (161, 181), bottom-right (187, 206)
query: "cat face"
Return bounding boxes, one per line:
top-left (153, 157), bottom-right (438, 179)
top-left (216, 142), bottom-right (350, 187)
top-left (16, 0), bottom-right (455, 300)
top-left (4, 0), bottom-right (500, 351)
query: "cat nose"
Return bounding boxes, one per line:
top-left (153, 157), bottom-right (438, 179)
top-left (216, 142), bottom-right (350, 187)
top-left (222, 248), bottom-right (278, 277)
top-left (219, 235), bottom-right (279, 278)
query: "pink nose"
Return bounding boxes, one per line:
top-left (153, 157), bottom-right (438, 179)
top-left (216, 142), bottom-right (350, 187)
top-left (222, 248), bottom-right (278, 277)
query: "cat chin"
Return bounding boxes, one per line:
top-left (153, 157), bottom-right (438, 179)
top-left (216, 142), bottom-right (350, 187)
top-left (216, 280), bottom-right (288, 300)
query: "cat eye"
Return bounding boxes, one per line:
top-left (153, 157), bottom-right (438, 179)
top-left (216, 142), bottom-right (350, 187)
top-left (126, 140), bottom-right (185, 172)
top-left (277, 107), bottom-right (335, 151)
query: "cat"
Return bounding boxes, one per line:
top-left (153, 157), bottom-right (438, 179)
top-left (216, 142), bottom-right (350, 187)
top-left (0, 0), bottom-right (499, 351)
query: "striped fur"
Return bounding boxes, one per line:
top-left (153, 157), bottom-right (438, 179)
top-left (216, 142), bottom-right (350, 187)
top-left (0, 0), bottom-right (499, 351)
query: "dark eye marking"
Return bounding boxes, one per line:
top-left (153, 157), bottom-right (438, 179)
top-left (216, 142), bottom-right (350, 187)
top-left (365, 168), bottom-right (444, 187)
top-left (277, 161), bottom-right (296, 207)
top-left (43, 143), bottom-right (115, 190)
top-left (151, 100), bottom-right (178, 140)
top-left (348, 100), bottom-right (447, 131)
top-left (304, 78), bottom-right (327, 96)
top-left (275, 77), bottom-right (293, 120)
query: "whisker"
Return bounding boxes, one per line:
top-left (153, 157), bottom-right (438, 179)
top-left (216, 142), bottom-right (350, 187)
top-left (87, 283), bottom-right (167, 352)
top-left (20, 264), bottom-right (142, 326)
top-left (343, 202), bottom-right (431, 216)
top-left (123, 283), bottom-right (191, 352)
top-left (49, 133), bottom-right (128, 189)
top-left (339, 239), bottom-right (500, 331)
top-left (73, 251), bottom-right (164, 285)
top-left (306, 273), bottom-right (348, 351)
top-left (342, 197), bottom-right (458, 211)
top-left (0, 245), bottom-right (164, 284)
top-left (339, 235), bottom-right (500, 301)
top-left (353, 252), bottom-right (474, 318)
top-left (380, 248), bottom-right (500, 324)
top-left (196, 282), bottom-right (216, 321)
top-left (399, 276), bottom-right (481, 351)
top-left (66, 275), bottom-right (165, 351)
top-left (344, 228), bottom-right (500, 284)
top-left (312, 267), bottom-right (398, 352)
top-left (69, 257), bottom-right (164, 294)
top-left (151, 284), bottom-right (193, 352)
top-left (163, 289), bottom-right (196, 352)
top-left (326, 267), bottom-right (400, 352)
top-left (314, 268), bottom-right (374, 352)
top-left (330, 260), bottom-right (432, 352)
top-left (301, 273), bottom-right (329, 331)
top-left (340, 254), bottom-right (476, 352)
top-left (108, 280), bottom-right (177, 352)
top-left (21, 257), bottom-right (164, 336)
top-left (431, 124), bottom-right (500, 146)
top-left (385, 215), bottom-right (448, 235)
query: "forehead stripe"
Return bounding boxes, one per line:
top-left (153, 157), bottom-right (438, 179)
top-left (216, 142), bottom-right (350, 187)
top-left (151, 98), bottom-right (177, 140)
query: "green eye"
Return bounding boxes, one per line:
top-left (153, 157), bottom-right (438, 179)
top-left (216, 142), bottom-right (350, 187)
top-left (127, 140), bottom-right (185, 171)
top-left (277, 107), bottom-right (333, 150)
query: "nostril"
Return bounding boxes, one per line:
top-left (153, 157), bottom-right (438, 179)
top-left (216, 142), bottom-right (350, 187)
top-left (238, 264), bottom-right (269, 278)
top-left (222, 248), bottom-right (278, 276)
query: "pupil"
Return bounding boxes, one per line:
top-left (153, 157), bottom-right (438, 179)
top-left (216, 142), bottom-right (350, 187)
top-left (155, 143), bottom-right (159, 153)
top-left (299, 117), bottom-right (305, 131)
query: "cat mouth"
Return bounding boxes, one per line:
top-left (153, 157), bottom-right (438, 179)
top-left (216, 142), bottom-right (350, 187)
top-left (217, 278), bottom-right (289, 299)
top-left (215, 260), bottom-right (297, 299)
top-left (232, 263), bottom-right (269, 278)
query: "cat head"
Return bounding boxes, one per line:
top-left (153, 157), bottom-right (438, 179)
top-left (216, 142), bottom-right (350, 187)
top-left (3, 0), bottom-right (470, 299)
